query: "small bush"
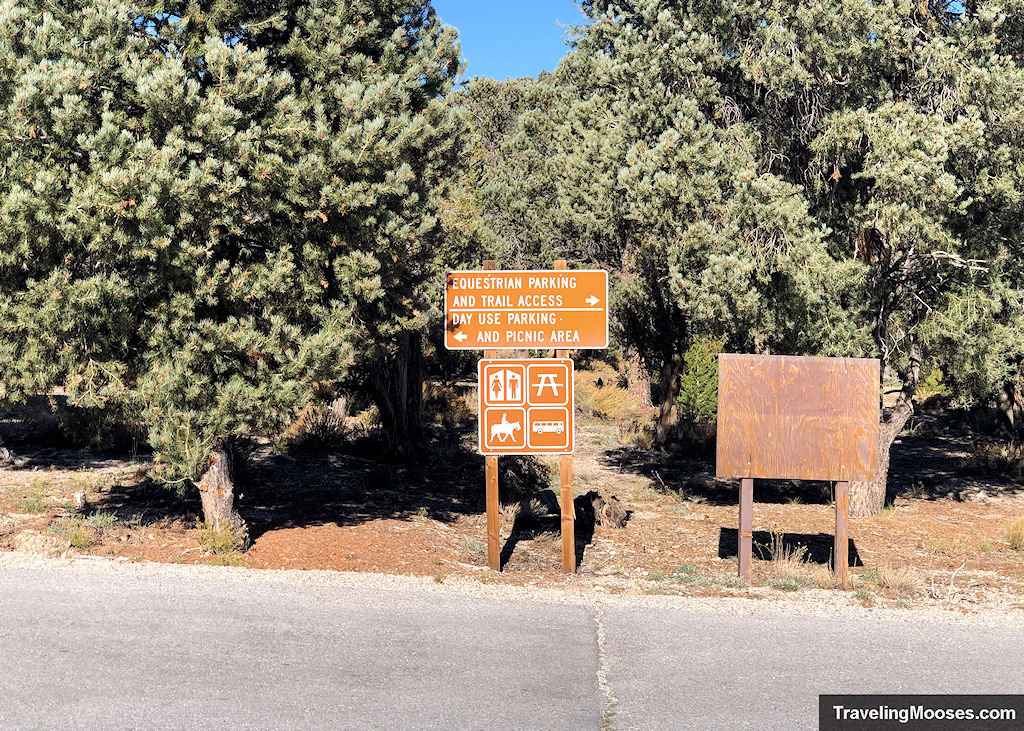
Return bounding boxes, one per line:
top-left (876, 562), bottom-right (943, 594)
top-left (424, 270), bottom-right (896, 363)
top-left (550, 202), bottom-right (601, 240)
top-left (854, 588), bottom-right (875, 604)
top-left (573, 366), bottom-right (639, 421)
top-left (67, 524), bottom-right (100, 549)
top-left (1004, 519), bottom-right (1024, 552)
top-left (717, 576), bottom-right (748, 589)
top-left (672, 564), bottom-right (711, 586)
top-left (618, 412), bottom-right (657, 450)
top-left (760, 530), bottom-right (819, 587)
top-left (192, 523), bottom-right (246, 555)
top-left (677, 337), bottom-right (722, 421)
top-left (280, 403), bottom-right (347, 455)
top-left (589, 386), bottom-right (639, 420)
top-left (915, 368), bottom-right (950, 412)
top-left (48, 516), bottom-right (108, 549)
top-left (59, 405), bottom-right (145, 452)
top-left (877, 505), bottom-right (901, 520)
top-left (423, 382), bottom-right (475, 430)
top-left (962, 443), bottom-right (1024, 483)
top-left (12, 491), bottom-right (47, 514)
top-left (767, 530), bottom-right (807, 570)
top-left (85, 511), bottom-right (118, 531)
top-left (205, 553), bottom-right (249, 567)
top-left (767, 577), bottom-right (802, 592)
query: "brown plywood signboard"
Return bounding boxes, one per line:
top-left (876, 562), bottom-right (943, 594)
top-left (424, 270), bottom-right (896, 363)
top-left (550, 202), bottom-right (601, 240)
top-left (716, 354), bottom-right (880, 482)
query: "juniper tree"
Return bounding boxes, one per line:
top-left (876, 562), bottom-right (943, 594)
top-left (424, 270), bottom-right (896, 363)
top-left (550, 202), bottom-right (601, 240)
top-left (554, 1), bottom-right (869, 443)
top-left (454, 75), bottom-right (582, 268)
top-left (710, 0), bottom-right (1024, 513)
top-left (566, 0), bottom-right (1024, 512)
top-left (0, 0), bottom-right (464, 530)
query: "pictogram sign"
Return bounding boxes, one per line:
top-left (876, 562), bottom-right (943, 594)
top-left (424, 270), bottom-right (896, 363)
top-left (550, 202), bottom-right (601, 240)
top-left (479, 359), bottom-right (574, 455)
top-left (446, 270), bottom-right (608, 350)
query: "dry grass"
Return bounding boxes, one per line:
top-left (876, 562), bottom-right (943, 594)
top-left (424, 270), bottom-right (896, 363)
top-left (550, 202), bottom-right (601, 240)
top-left (574, 366), bottom-right (640, 421)
top-left (766, 530), bottom-right (808, 575)
top-left (963, 443), bottom-right (1024, 483)
top-left (863, 565), bottom-right (923, 597)
top-left (279, 402), bottom-right (347, 454)
top-left (927, 535), bottom-right (970, 556)
top-left (1004, 519), bottom-right (1024, 552)
top-left (423, 382), bottom-right (475, 430)
top-left (760, 530), bottom-right (817, 589)
top-left (589, 386), bottom-right (639, 420)
top-left (618, 413), bottom-right (657, 450)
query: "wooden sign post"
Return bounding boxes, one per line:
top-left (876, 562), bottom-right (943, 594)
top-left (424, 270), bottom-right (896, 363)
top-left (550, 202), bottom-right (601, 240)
top-left (455, 260), bottom-right (606, 574)
top-left (554, 260), bottom-right (575, 574)
top-left (716, 354), bottom-right (880, 588)
top-left (483, 261), bottom-right (500, 572)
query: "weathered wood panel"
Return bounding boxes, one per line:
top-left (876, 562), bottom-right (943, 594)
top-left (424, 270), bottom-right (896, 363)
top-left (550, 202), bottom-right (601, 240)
top-left (716, 354), bottom-right (880, 481)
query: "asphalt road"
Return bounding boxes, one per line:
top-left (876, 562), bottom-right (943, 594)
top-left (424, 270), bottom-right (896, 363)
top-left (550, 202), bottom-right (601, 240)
top-left (0, 562), bottom-right (1021, 730)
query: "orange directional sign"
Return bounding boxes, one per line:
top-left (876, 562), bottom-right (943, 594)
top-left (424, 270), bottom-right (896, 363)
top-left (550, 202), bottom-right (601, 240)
top-left (479, 359), bottom-right (574, 455)
top-left (446, 270), bottom-right (608, 350)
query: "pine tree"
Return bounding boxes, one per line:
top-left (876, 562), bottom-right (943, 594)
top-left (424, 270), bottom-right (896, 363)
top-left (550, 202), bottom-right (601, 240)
top-left (0, 0), bottom-right (465, 531)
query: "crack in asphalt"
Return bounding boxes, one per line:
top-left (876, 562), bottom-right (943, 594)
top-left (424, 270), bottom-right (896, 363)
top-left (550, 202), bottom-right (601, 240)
top-left (594, 607), bottom-right (618, 729)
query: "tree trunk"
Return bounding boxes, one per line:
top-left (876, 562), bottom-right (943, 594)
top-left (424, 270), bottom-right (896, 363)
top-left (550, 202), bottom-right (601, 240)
top-left (654, 353), bottom-right (682, 447)
top-left (370, 331), bottom-right (426, 458)
top-left (196, 447), bottom-right (247, 540)
top-left (849, 342), bottom-right (922, 517)
top-left (626, 347), bottom-right (653, 409)
top-left (995, 380), bottom-right (1020, 437)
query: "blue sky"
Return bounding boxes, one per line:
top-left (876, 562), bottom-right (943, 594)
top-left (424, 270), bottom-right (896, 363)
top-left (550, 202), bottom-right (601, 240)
top-left (432, 1), bottom-right (585, 80)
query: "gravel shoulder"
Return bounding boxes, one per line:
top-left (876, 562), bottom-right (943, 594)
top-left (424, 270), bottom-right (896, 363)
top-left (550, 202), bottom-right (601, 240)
top-left (2, 550), bottom-right (1021, 629)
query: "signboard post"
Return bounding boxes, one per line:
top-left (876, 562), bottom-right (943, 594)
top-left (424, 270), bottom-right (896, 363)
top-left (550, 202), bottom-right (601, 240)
top-left (458, 260), bottom-right (606, 574)
top-left (716, 354), bottom-right (880, 588)
top-left (482, 261), bottom-right (501, 573)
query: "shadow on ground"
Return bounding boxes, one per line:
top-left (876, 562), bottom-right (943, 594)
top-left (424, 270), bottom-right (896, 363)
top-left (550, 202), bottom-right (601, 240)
top-left (498, 494), bottom-right (599, 571)
top-left (717, 527), bottom-right (863, 567)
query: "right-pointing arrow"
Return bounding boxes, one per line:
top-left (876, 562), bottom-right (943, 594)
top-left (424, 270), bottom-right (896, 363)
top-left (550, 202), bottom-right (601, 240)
top-left (585, 295), bottom-right (600, 306)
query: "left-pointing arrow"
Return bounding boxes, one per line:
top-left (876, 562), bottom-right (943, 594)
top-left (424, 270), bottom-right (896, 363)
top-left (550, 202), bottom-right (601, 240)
top-left (454, 331), bottom-right (468, 342)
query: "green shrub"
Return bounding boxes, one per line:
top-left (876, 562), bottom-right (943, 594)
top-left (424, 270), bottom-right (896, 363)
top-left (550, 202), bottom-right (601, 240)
top-left (12, 492), bottom-right (47, 514)
top-left (48, 516), bottom-right (109, 549)
top-left (915, 367), bottom-right (950, 411)
top-left (677, 337), bottom-right (722, 421)
top-left (766, 577), bottom-right (802, 592)
top-left (192, 523), bottom-right (247, 555)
